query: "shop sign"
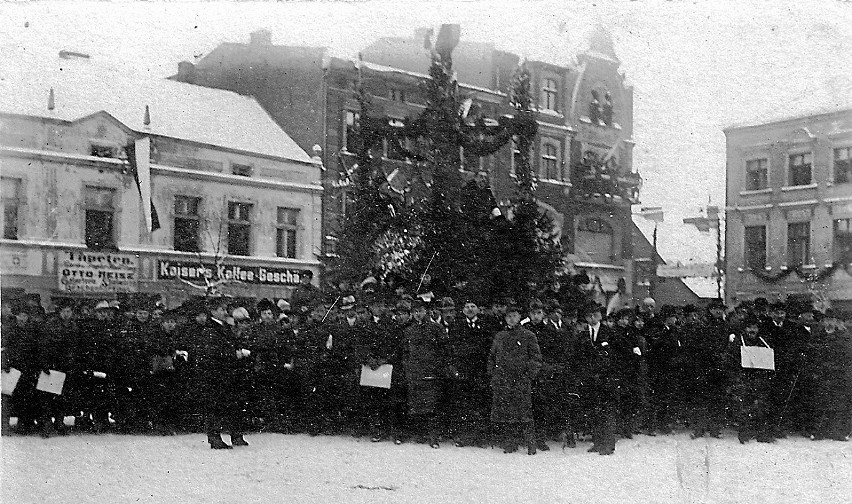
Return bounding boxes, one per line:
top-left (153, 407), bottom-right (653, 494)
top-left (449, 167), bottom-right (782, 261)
top-left (58, 251), bottom-right (138, 293)
top-left (157, 259), bottom-right (302, 286)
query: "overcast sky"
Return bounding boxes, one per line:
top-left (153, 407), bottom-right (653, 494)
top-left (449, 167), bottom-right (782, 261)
top-left (2, 0), bottom-right (851, 262)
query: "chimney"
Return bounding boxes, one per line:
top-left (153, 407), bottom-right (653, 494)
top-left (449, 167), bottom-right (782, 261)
top-left (144, 105), bottom-right (151, 127)
top-left (48, 87), bottom-right (55, 111)
top-left (250, 29), bottom-right (272, 46)
top-left (176, 61), bottom-right (196, 83)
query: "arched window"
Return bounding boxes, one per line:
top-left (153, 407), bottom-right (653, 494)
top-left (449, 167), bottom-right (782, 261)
top-left (575, 216), bottom-right (615, 263)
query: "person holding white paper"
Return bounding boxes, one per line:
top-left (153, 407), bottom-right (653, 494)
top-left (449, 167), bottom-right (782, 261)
top-left (37, 299), bottom-right (77, 437)
top-left (2, 302), bottom-right (44, 435)
top-left (730, 316), bottom-right (777, 444)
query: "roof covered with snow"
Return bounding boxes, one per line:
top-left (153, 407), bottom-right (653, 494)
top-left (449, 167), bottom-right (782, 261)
top-left (633, 213), bottom-right (720, 299)
top-left (0, 50), bottom-right (316, 164)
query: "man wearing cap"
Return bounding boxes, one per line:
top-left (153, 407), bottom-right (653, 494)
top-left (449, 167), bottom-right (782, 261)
top-left (248, 299), bottom-right (295, 432)
top-left (527, 298), bottom-right (564, 451)
top-left (488, 303), bottom-right (542, 455)
top-left (37, 299), bottom-right (78, 437)
top-left (646, 305), bottom-right (685, 435)
top-left (2, 302), bottom-right (44, 435)
top-left (359, 293), bottom-right (402, 443)
top-left (730, 315), bottom-right (777, 443)
top-left (290, 270), bottom-right (321, 317)
top-left (686, 300), bottom-right (729, 439)
top-left (146, 309), bottom-right (182, 435)
top-left (809, 309), bottom-right (852, 441)
top-left (113, 300), bottom-right (158, 434)
top-left (197, 298), bottom-right (249, 449)
top-left (74, 300), bottom-right (120, 433)
top-left (330, 295), bottom-right (367, 435)
top-left (300, 301), bottom-right (340, 435)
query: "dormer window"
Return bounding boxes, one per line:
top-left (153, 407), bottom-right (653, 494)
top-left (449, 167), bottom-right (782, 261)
top-left (90, 142), bottom-right (119, 158)
top-left (231, 163), bottom-right (252, 177)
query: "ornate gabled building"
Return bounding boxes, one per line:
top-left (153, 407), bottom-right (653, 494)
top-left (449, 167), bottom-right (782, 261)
top-left (177, 26), bottom-right (641, 304)
top-left (724, 108), bottom-right (852, 312)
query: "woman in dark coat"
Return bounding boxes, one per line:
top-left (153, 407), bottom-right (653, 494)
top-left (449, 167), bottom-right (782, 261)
top-left (488, 304), bottom-right (542, 454)
top-left (403, 299), bottom-right (445, 448)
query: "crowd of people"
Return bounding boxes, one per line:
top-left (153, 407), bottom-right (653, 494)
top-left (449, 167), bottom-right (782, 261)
top-left (2, 278), bottom-right (851, 456)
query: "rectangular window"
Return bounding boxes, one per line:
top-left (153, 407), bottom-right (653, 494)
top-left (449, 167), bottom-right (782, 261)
top-left (787, 222), bottom-right (810, 267)
top-left (744, 225), bottom-right (767, 270)
top-left (227, 201), bottom-right (252, 256)
top-left (789, 153), bottom-right (812, 186)
top-left (90, 143), bottom-right (119, 158)
top-left (745, 159), bottom-right (768, 190)
top-left (84, 186), bottom-right (116, 250)
top-left (835, 147), bottom-right (852, 184)
top-left (511, 137), bottom-right (523, 175)
top-left (835, 218), bottom-right (852, 264)
top-left (173, 196), bottom-right (200, 252)
top-left (276, 207), bottom-right (299, 259)
top-left (541, 78), bottom-right (558, 111)
top-left (344, 111), bottom-right (359, 152)
top-left (2, 177), bottom-right (21, 240)
top-left (231, 163), bottom-right (252, 177)
top-left (389, 88), bottom-right (406, 103)
top-left (542, 143), bottom-right (560, 180)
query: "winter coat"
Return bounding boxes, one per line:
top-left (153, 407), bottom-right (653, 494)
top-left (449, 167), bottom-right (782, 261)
top-left (488, 325), bottom-right (542, 423)
top-left (195, 318), bottom-right (240, 412)
top-left (38, 316), bottom-right (77, 373)
top-left (403, 320), bottom-right (445, 415)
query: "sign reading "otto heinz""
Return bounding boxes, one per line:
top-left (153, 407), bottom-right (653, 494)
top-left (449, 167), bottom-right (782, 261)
top-left (157, 259), bottom-right (302, 286)
top-left (58, 251), bottom-right (138, 293)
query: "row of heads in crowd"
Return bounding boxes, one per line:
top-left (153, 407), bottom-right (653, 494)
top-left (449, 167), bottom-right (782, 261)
top-left (8, 291), bottom-right (850, 332)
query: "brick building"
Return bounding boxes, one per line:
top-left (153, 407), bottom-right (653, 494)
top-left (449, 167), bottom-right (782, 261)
top-left (0, 53), bottom-right (323, 308)
top-left (177, 26), bottom-right (641, 303)
top-left (724, 108), bottom-right (852, 312)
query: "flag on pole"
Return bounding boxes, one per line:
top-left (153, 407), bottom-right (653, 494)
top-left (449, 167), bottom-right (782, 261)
top-left (126, 137), bottom-right (160, 233)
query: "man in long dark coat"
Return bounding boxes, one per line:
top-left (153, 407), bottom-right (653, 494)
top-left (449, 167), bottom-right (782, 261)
top-left (38, 300), bottom-right (77, 437)
top-left (488, 303), bottom-right (542, 455)
top-left (577, 303), bottom-right (619, 455)
top-left (2, 302), bottom-right (44, 435)
top-left (445, 297), bottom-right (493, 448)
top-left (403, 299), bottom-right (445, 448)
top-left (197, 298), bottom-right (248, 449)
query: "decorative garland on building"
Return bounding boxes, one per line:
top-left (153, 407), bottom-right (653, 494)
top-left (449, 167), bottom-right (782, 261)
top-left (749, 262), bottom-right (851, 283)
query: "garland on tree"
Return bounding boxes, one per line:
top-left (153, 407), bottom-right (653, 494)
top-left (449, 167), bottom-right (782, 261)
top-left (327, 47), bottom-right (562, 303)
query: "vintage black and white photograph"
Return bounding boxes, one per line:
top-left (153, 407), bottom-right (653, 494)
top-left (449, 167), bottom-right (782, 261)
top-left (1, 0), bottom-right (851, 502)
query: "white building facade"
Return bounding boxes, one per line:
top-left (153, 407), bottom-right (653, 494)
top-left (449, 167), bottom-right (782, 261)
top-left (724, 108), bottom-right (852, 312)
top-left (0, 55), bottom-right (323, 308)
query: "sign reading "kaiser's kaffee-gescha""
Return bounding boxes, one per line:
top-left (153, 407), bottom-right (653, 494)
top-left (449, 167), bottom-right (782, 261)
top-left (157, 259), bottom-right (303, 286)
top-left (58, 251), bottom-right (138, 293)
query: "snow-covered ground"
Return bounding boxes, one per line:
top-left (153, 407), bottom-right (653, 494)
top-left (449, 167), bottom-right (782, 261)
top-left (2, 431), bottom-right (850, 504)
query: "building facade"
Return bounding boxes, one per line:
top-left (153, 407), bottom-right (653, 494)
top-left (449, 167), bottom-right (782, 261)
top-left (178, 26), bottom-right (640, 304)
top-left (724, 108), bottom-right (852, 312)
top-left (0, 54), bottom-right (323, 308)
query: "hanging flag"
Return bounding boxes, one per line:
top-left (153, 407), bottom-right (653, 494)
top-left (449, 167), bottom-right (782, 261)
top-left (126, 137), bottom-right (160, 233)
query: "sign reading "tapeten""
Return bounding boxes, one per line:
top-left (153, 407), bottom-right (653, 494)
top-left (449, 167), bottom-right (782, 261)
top-left (157, 260), bottom-right (303, 286)
top-left (58, 251), bottom-right (138, 293)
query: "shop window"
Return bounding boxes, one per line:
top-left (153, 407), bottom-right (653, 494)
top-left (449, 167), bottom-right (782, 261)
top-left (2, 177), bottom-right (21, 240)
top-left (276, 207), bottom-right (299, 259)
top-left (789, 153), bottom-right (812, 186)
top-left (835, 147), bottom-right (852, 184)
top-left (227, 201), bottom-right (252, 256)
top-left (746, 159), bottom-right (768, 190)
top-left (835, 218), bottom-right (852, 264)
top-left (787, 221), bottom-right (810, 266)
top-left (744, 225), bottom-right (767, 269)
top-left (174, 196), bottom-right (200, 252)
top-left (85, 186), bottom-right (116, 250)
